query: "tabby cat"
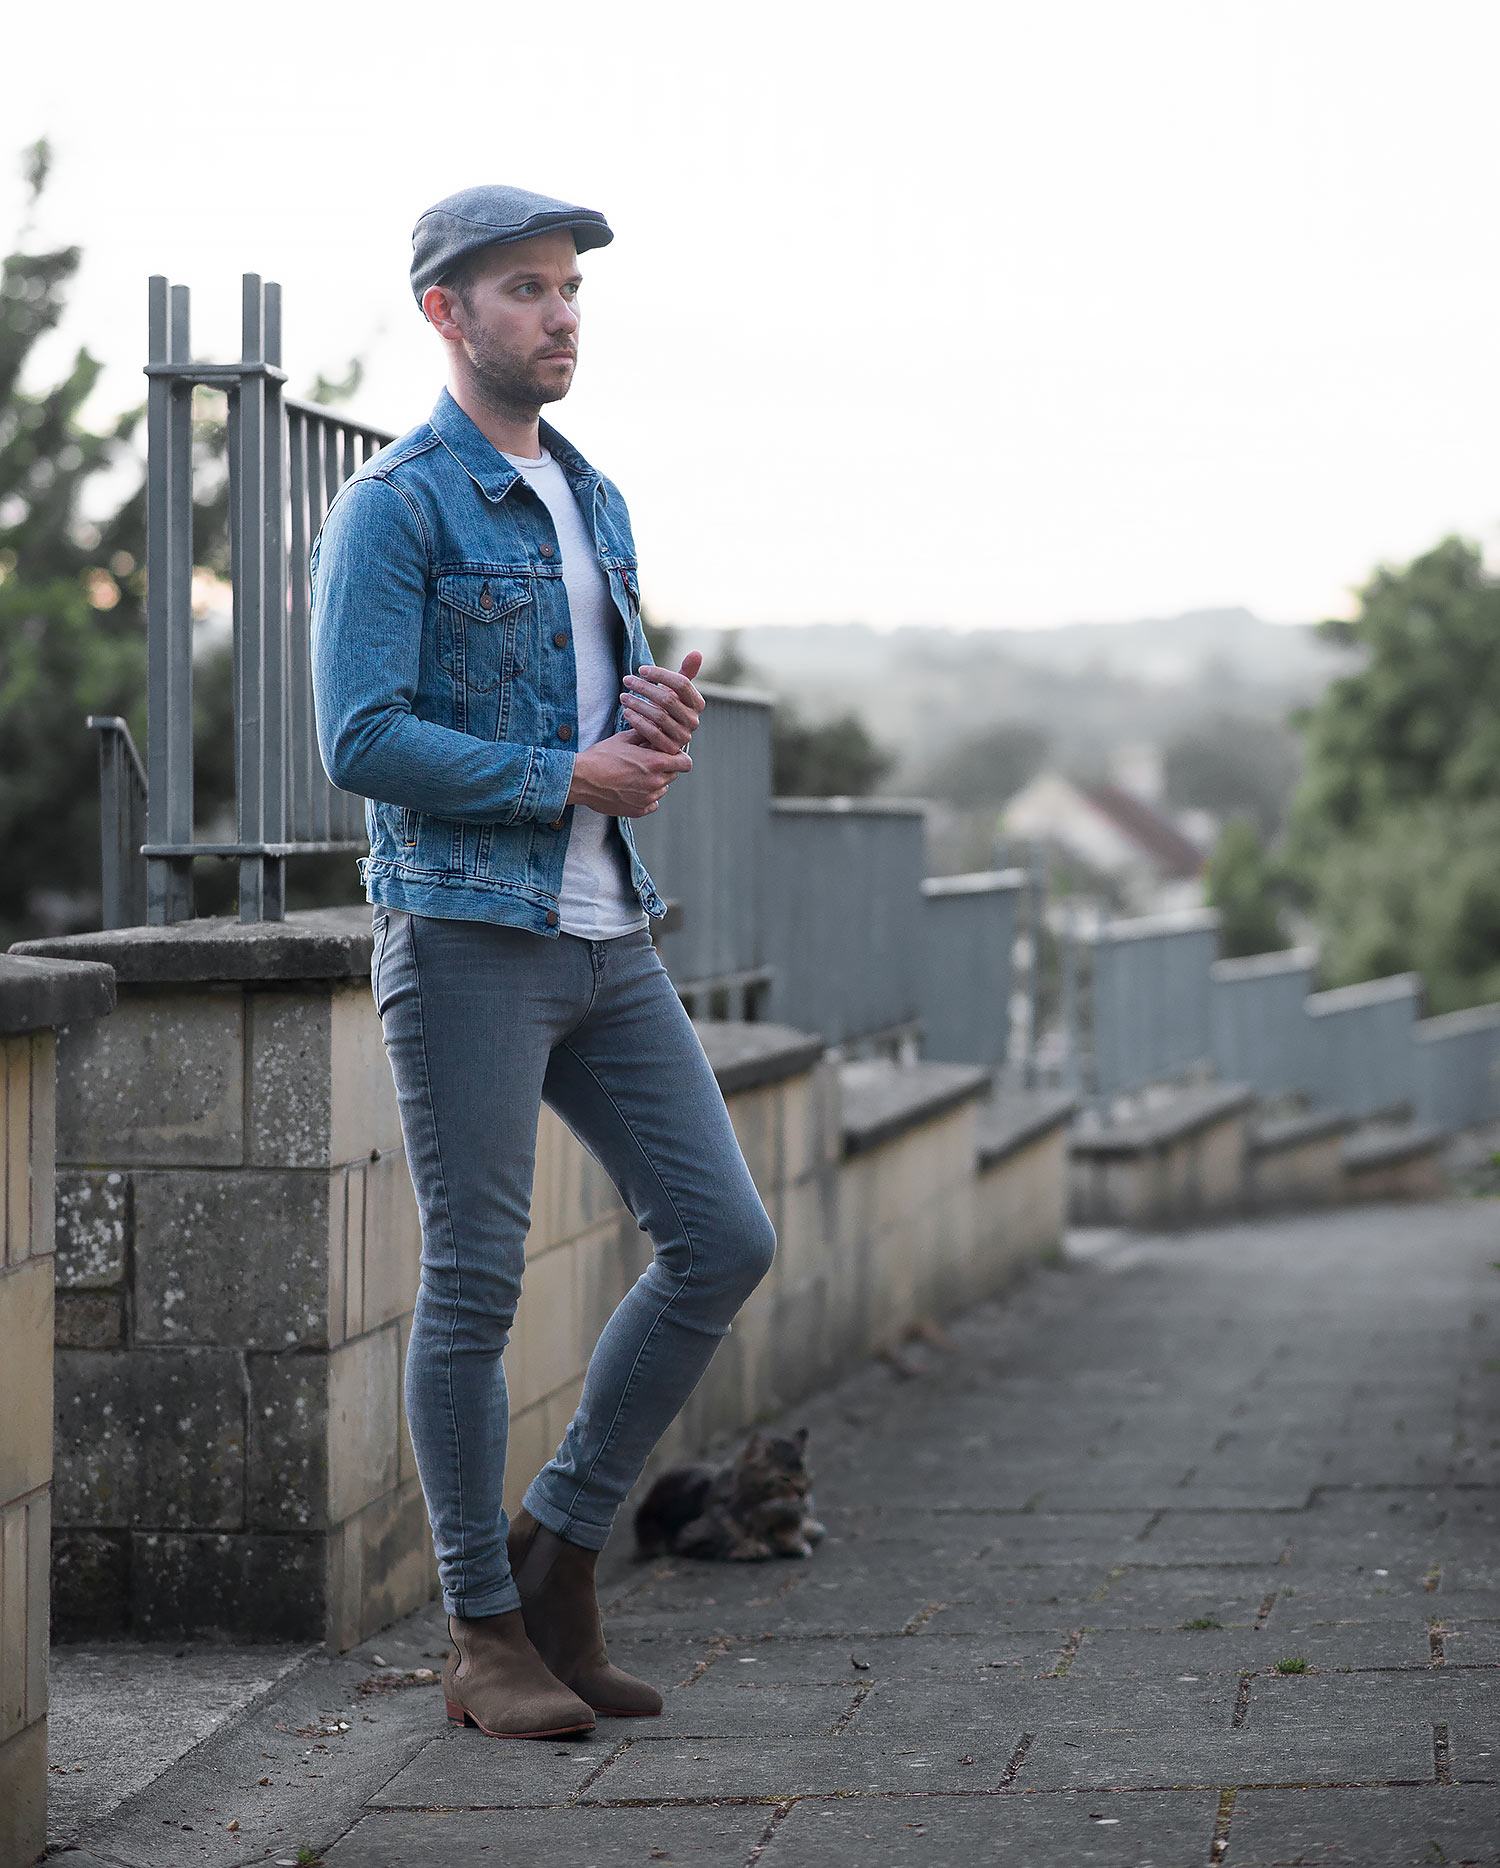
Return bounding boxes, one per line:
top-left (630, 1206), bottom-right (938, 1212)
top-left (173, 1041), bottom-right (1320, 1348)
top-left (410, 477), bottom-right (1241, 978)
top-left (632, 1426), bottom-right (828, 1560)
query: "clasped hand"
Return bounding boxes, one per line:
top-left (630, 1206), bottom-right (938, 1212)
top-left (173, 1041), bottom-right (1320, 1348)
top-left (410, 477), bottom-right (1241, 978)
top-left (619, 652), bottom-right (705, 758)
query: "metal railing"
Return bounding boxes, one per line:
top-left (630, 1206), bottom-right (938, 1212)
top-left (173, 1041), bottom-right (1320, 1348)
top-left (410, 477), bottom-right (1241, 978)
top-left (1413, 1003), bottom-right (1500, 1134)
top-left (1209, 947), bottom-right (1319, 1102)
top-left (918, 870), bottom-right (1025, 1073)
top-left (763, 798), bottom-right (927, 1055)
top-left (632, 684), bottom-right (775, 1017)
top-left (1084, 908), bottom-right (1222, 1102)
top-left (98, 273), bottom-right (395, 926)
top-left (1303, 973), bottom-right (1422, 1120)
top-left (86, 714), bottom-right (149, 930)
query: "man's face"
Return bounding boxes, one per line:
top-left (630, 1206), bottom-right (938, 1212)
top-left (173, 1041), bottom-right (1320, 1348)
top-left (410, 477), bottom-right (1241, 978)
top-left (435, 227), bottom-right (583, 412)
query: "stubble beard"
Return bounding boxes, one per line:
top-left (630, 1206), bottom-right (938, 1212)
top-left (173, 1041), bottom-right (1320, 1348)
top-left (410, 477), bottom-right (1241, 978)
top-left (463, 323), bottom-right (574, 420)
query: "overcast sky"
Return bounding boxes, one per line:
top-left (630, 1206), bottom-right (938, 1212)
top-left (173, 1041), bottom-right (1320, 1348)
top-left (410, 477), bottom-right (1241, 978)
top-left (7, 0), bottom-right (1498, 635)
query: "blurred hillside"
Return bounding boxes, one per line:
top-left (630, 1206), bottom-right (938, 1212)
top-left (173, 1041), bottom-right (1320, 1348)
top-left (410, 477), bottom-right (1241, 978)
top-left (689, 609), bottom-right (1351, 786)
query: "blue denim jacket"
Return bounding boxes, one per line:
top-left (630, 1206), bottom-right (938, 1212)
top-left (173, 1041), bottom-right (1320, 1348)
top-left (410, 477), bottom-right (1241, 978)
top-left (309, 385), bottom-right (667, 936)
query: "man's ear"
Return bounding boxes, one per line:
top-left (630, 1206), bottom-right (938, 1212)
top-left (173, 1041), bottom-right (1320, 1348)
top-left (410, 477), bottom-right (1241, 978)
top-left (422, 283), bottom-right (462, 335)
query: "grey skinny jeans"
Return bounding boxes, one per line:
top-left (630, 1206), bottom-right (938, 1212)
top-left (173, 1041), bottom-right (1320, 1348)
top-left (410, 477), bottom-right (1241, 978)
top-left (370, 907), bottom-right (777, 1618)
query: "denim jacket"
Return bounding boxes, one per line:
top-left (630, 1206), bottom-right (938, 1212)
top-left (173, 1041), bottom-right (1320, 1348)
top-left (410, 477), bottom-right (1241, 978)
top-left (309, 384), bottom-right (668, 936)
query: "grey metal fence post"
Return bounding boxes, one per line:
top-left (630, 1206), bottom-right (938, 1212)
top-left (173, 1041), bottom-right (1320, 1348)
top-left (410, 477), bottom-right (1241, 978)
top-left (230, 274), bottom-right (288, 922)
top-left (143, 277), bottom-right (197, 925)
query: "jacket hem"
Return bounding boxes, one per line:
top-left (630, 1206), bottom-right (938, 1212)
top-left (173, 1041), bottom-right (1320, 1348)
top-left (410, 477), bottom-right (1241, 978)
top-left (361, 858), bottom-right (667, 933)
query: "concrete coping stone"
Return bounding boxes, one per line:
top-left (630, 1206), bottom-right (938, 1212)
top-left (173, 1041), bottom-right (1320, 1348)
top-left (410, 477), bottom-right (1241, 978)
top-left (838, 1056), bottom-right (993, 1156)
top-left (1249, 1107), bottom-right (1356, 1153)
top-left (1086, 906), bottom-right (1221, 946)
top-left (692, 1019), bottom-right (826, 1096)
top-left (769, 795), bottom-right (928, 817)
top-left (920, 868), bottom-right (1027, 899)
top-left (9, 905), bottom-right (378, 986)
top-left (1414, 1001), bottom-right (1500, 1041)
top-left (0, 952), bottom-right (117, 1033)
top-left (1210, 945), bottom-right (1319, 982)
top-left (975, 1088), bottom-right (1079, 1170)
top-left (1070, 1081), bottom-right (1256, 1157)
top-left (1306, 971), bottom-right (1423, 1016)
top-left (1341, 1121), bottom-right (1447, 1170)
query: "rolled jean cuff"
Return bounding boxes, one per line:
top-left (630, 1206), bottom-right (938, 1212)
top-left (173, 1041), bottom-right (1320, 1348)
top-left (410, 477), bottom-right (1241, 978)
top-left (448, 1582), bottom-right (523, 1619)
top-left (521, 1482), bottom-right (612, 1552)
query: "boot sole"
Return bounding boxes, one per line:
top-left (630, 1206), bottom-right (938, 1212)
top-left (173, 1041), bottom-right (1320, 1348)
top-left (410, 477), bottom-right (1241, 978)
top-left (445, 1698), bottom-right (595, 1739)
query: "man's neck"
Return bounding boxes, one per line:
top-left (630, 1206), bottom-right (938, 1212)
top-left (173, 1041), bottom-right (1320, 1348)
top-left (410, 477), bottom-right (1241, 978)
top-left (447, 378), bottom-right (543, 460)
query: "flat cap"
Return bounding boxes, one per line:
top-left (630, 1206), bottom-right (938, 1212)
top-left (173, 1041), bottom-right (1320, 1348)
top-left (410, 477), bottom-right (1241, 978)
top-left (410, 184), bottom-right (614, 308)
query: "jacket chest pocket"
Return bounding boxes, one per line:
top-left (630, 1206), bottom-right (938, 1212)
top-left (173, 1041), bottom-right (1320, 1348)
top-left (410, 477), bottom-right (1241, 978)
top-left (436, 572), bottom-right (533, 692)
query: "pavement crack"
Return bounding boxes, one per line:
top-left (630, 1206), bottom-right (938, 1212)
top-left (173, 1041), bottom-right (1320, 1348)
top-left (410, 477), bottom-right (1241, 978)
top-left (743, 1797), bottom-right (796, 1864)
top-left (1090, 1564), bottom-right (1127, 1603)
top-left (1253, 1590), bottom-right (1278, 1629)
top-left (829, 1681), bottom-right (874, 1735)
top-left (1209, 1785), bottom-right (1236, 1861)
top-left (570, 1736), bottom-right (633, 1801)
top-left (1428, 1623), bottom-right (1447, 1666)
top-left (1040, 1628), bottom-right (1086, 1678)
top-left (1433, 1721), bottom-right (1453, 1785)
top-left (899, 1601), bottom-right (947, 1633)
top-left (680, 1634), bottom-right (736, 1687)
top-left (1230, 1671), bottom-right (1253, 1729)
top-left (999, 1732), bottom-right (1035, 1787)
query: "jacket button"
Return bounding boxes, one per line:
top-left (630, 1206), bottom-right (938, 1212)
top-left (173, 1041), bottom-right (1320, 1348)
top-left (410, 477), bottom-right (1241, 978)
top-left (540, 544), bottom-right (555, 558)
top-left (553, 630), bottom-right (567, 647)
top-left (548, 816), bottom-right (563, 829)
top-left (558, 722), bottom-right (573, 740)
top-left (545, 909), bottom-right (559, 925)
top-left (480, 584), bottom-right (493, 611)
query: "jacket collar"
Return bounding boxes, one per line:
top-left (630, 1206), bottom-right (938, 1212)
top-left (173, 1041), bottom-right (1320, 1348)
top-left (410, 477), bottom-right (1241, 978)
top-left (428, 383), bottom-right (600, 502)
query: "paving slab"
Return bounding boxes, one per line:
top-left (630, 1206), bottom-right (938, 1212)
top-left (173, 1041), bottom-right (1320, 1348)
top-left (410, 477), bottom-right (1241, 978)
top-left (848, 1676), bottom-right (1240, 1737)
top-left (1223, 1784), bottom-right (1500, 1864)
top-left (369, 1725), bottom-right (621, 1810)
top-left (324, 1803), bottom-right (773, 1864)
top-left (1064, 1622), bottom-right (1441, 1678)
top-left (581, 1733), bottom-right (1023, 1801)
top-left (698, 1633), bottom-right (1068, 1687)
top-left (760, 1789), bottom-right (1221, 1866)
top-left (1012, 1723), bottom-right (1439, 1791)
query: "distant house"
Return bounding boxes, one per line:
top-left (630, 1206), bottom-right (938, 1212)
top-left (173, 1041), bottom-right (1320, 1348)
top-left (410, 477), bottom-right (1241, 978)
top-left (1002, 771), bottom-right (1206, 914)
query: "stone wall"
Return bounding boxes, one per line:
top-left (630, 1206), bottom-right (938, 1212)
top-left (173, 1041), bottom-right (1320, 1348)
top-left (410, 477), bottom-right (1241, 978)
top-left (43, 964), bottom-right (428, 1650)
top-left (13, 911), bottom-right (1075, 1653)
top-left (0, 955), bottom-right (114, 1868)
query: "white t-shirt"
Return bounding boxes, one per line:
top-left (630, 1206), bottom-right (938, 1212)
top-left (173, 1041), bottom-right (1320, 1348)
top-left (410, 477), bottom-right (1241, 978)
top-left (500, 447), bottom-right (649, 939)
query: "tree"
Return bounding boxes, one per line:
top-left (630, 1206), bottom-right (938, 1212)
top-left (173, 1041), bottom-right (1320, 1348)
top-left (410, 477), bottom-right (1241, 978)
top-left (771, 702), bottom-right (896, 796)
top-left (0, 139), bottom-right (149, 943)
top-left (687, 625), bottom-right (897, 797)
top-left (1290, 535), bottom-right (1500, 849)
top-left (1163, 712), bottom-right (1301, 840)
top-left (1286, 533), bottom-right (1500, 1010)
top-left (0, 139), bottom-right (375, 937)
top-left (911, 720), bottom-right (1049, 811)
top-left (1205, 817), bottom-right (1288, 958)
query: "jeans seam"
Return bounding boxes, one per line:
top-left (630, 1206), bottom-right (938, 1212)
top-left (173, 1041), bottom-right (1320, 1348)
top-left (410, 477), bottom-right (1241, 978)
top-left (409, 912), bottom-right (470, 1608)
top-left (552, 1038), bottom-right (697, 1530)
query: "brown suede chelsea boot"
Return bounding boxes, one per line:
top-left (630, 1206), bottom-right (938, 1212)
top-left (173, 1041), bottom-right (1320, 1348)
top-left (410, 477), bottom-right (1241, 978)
top-left (507, 1506), bottom-right (664, 1716)
top-left (442, 1605), bottom-right (596, 1739)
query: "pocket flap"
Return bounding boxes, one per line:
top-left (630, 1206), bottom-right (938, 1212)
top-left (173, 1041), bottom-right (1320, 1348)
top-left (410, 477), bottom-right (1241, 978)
top-left (437, 572), bottom-right (533, 623)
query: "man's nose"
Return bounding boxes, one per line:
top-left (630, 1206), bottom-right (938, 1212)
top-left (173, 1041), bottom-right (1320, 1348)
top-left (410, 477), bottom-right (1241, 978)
top-left (545, 294), bottom-right (580, 333)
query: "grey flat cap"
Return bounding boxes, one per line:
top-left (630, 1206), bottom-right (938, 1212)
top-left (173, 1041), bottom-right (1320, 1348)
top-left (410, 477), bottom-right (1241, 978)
top-left (410, 184), bottom-right (614, 307)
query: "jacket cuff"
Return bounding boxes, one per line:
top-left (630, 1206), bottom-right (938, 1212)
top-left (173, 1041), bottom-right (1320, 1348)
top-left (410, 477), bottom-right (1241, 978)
top-left (525, 746), bottom-right (577, 826)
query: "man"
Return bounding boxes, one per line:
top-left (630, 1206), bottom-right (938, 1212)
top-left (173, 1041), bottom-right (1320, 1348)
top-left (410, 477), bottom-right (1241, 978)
top-left (309, 184), bottom-right (777, 1742)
